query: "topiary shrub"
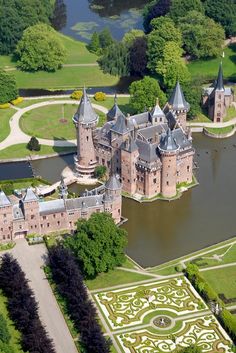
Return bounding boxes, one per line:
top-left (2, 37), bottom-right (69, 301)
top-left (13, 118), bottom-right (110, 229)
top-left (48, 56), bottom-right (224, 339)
top-left (94, 91), bottom-right (106, 101)
top-left (10, 97), bottom-right (23, 105)
top-left (27, 136), bottom-right (40, 151)
top-left (0, 103), bottom-right (10, 109)
top-left (71, 90), bottom-right (83, 100)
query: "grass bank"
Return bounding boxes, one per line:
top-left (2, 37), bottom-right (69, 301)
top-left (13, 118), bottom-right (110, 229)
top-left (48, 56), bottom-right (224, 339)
top-left (205, 125), bottom-right (235, 135)
top-left (0, 108), bottom-right (15, 142)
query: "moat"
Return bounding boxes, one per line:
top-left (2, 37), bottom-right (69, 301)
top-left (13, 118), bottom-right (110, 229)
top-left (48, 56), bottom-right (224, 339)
top-left (22, 132), bottom-right (234, 268)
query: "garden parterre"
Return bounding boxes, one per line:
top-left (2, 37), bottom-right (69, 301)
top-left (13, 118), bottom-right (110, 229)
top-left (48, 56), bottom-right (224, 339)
top-left (93, 277), bottom-right (233, 353)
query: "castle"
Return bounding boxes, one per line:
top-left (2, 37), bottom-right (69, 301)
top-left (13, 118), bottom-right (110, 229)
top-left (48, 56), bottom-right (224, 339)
top-left (0, 176), bottom-right (122, 242)
top-left (202, 63), bottom-right (234, 123)
top-left (74, 82), bottom-right (195, 199)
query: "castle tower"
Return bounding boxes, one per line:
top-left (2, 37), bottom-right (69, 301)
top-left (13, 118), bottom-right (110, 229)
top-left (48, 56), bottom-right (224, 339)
top-left (22, 188), bottom-right (40, 234)
top-left (73, 88), bottom-right (98, 177)
top-left (107, 94), bottom-right (124, 122)
top-left (159, 128), bottom-right (179, 198)
top-left (211, 62), bottom-right (225, 123)
top-left (150, 99), bottom-right (167, 125)
top-left (0, 191), bottom-right (13, 241)
top-left (165, 81), bottom-right (190, 130)
top-left (104, 175), bottom-right (122, 223)
top-left (121, 137), bottom-right (139, 195)
top-left (58, 176), bottom-right (68, 199)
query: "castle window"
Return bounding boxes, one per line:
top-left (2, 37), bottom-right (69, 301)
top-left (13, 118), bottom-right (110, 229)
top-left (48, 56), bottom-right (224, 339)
top-left (118, 209), bottom-right (120, 215)
top-left (61, 213), bottom-right (64, 216)
top-left (47, 223), bottom-right (50, 227)
top-left (53, 214), bottom-right (56, 218)
top-left (31, 225), bottom-right (33, 229)
top-left (31, 215), bottom-right (34, 219)
top-left (19, 225), bottom-right (22, 230)
top-left (218, 104), bottom-right (221, 108)
top-left (102, 159), bottom-right (105, 165)
top-left (43, 216), bottom-right (46, 220)
top-left (153, 178), bottom-right (157, 184)
top-left (57, 221), bottom-right (60, 226)
top-left (3, 214), bottom-right (6, 218)
top-left (41, 224), bottom-right (43, 228)
top-left (187, 166), bottom-right (190, 172)
top-left (128, 179), bottom-right (130, 183)
top-left (167, 181), bottom-right (169, 186)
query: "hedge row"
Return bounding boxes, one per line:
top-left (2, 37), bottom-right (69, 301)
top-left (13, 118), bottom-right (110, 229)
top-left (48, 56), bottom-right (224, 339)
top-left (0, 254), bottom-right (55, 353)
top-left (185, 263), bottom-right (236, 342)
top-left (48, 245), bottom-right (111, 353)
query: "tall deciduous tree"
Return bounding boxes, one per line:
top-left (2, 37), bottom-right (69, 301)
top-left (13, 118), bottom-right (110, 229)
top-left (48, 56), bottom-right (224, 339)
top-left (143, 0), bottom-right (171, 33)
top-left (179, 11), bottom-right (225, 59)
top-left (88, 32), bottom-right (100, 54)
top-left (130, 36), bottom-right (148, 76)
top-left (169, 0), bottom-right (204, 21)
top-left (156, 41), bottom-right (190, 89)
top-left (0, 0), bottom-right (53, 54)
top-left (16, 23), bottom-right (67, 72)
top-left (98, 42), bottom-right (130, 77)
top-left (65, 213), bottom-right (127, 278)
top-left (98, 27), bottom-right (114, 49)
top-left (204, 0), bottom-right (236, 37)
top-left (0, 70), bottom-right (18, 104)
top-left (129, 76), bottom-right (167, 113)
top-left (122, 29), bottom-right (144, 47)
top-left (147, 16), bottom-right (182, 72)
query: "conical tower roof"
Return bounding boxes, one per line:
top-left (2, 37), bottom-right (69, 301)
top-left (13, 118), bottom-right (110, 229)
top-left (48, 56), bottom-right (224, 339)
top-left (105, 175), bottom-right (121, 190)
top-left (215, 62), bottom-right (224, 91)
top-left (168, 82), bottom-right (190, 111)
top-left (159, 128), bottom-right (179, 152)
top-left (107, 103), bottom-right (124, 121)
top-left (151, 99), bottom-right (165, 118)
top-left (73, 88), bottom-right (98, 124)
top-left (111, 113), bottom-right (129, 135)
top-left (23, 188), bottom-right (38, 202)
top-left (0, 190), bottom-right (11, 207)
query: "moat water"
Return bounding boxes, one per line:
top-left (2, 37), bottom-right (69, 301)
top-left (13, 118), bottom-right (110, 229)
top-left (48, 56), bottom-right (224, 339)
top-left (28, 133), bottom-right (236, 267)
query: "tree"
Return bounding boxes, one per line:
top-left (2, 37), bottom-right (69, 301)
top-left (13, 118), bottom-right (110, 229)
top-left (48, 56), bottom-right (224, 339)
top-left (98, 42), bottom-right (130, 77)
top-left (94, 165), bottom-right (107, 179)
top-left (0, 0), bottom-right (53, 54)
top-left (88, 32), bottom-right (100, 54)
top-left (122, 29), bottom-right (144, 48)
top-left (129, 76), bottom-right (167, 113)
top-left (16, 23), bottom-right (67, 72)
top-left (169, 0), bottom-right (204, 21)
top-left (98, 28), bottom-right (114, 49)
top-left (143, 0), bottom-right (171, 33)
top-left (27, 136), bottom-right (40, 151)
top-left (156, 41), bottom-right (190, 89)
top-left (0, 70), bottom-right (18, 104)
top-left (64, 213), bottom-right (127, 278)
top-left (147, 16), bottom-right (182, 72)
top-left (179, 11), bottom-right (225, 59)
top-left (130, 36), bottom-right (148, 76)
top-left (0, 314), bottom-right (10, 343)
top-left (182, 79), bottom-right (203, 119)
top-left (204, 0), bottom-right (236, 38)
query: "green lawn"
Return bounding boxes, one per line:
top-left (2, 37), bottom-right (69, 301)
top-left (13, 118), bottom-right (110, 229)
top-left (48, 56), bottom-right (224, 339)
top-left (205, 125), bottom-right (235, 135)
top-left (14, 66), bottom-right (119, 89)
top-left (0, 291), bottom-right (24, 353)
top-left (188, 44), bottom-right (236, 82)
top-left (0, 144), bottom-right (76, 160)
top-left (0, 108), bottom-right (14, 142)
top-left (20, 103), bottom-right (107, 139)
top-left (224, 106), bottom-right (236, 122)
top-left (201, 266), bottom-right (236, 299)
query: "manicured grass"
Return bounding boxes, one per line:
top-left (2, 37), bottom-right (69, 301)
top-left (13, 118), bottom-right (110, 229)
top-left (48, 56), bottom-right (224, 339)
top-left (0, 144), bottom-right (76, 160)
top-left (188, 44), bottom-right (236, 82)
top-left (0, 55), bottom-right (15, 68)
top-left (201, 266), bottom-right (236, 298)
top-left (0, 108), bottom-right (14, 142)
top-left (86, 269), bottom-right (151, 291)
top-left (0, 291), bottom-right (24, 353)
top-left (224, 106), bottom-right (236, 122)
top-left (20, 103), bottom-right (107, 139)
top-left (205, 125), bottom-right (235, 135)
top-left (191, 113), bottom-right (211, 123)
top-left (14, 66), bottom-right (119, 89)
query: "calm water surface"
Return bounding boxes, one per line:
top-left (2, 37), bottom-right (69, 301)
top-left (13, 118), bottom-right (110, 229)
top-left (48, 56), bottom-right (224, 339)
top-left (31, 133), bottom-right (236, 267)
top-left (59, 0), bottom-right (146, 41)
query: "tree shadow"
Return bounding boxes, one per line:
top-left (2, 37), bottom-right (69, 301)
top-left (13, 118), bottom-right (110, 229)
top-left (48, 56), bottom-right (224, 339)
top-left (52, 136), bottom-right (76, 164)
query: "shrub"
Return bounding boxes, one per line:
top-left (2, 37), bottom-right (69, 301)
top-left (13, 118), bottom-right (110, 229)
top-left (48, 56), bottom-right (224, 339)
top-left (0, 103), bottom-right (10, 109)
top-left (94, 92), bottom-right (106, 101)
top-left (175, 263), bottom-right (184, 272)
top-left (94, 165), bottom-right (107, 179)
top-left (10, 97), bottom-right (23, 105)
top-left (220, 309), bottom-right (236, 341)
top-left (27, 136), bottom-right (40, 151)
top-left (71, 90), bottom-right (83, 100)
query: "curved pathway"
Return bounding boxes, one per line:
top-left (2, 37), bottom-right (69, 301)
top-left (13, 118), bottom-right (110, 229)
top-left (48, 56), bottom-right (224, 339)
top-left (0, 100), bottom-right (108, 150)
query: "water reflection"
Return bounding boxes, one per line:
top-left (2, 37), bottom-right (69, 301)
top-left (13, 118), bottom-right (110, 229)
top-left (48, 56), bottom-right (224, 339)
top-left (51, 0), bottom-right (67, 31)
top-left (88, 0), bottom-right (147, 17)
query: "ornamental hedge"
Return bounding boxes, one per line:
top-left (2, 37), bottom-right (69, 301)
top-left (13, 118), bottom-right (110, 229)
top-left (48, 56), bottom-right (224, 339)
top-left (48, 245), bottom-right (111, 353)
top-left (0, 253), bottom-right (55, 353)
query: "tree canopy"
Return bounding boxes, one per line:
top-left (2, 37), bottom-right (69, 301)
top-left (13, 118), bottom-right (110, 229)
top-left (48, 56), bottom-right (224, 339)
top-left (0, 0), bottom-right (53, 54)
top-left (122, 29), bottom-right (144, 47)
top-left (64, 213), bottom-right (127, 278)
top-left (130, 36), bottom-right (148, 76)
top-left (16, 23), bottom-right (67, 71)
top-left (143, 0), bottom-right (171, 33)
top-left (147, 16), bottom-right (182, 72)
top-left (0, 70), bottom-right (18, 104)
top-left (156, 41), bottom-right (190, 89)
top-left (129, 76), bottom-right (167, 113)
top-left (204, 0), bottom-right (236, 37)
top-left (98, 42), bottom-right (130, 77)
top-left (179, 11), bottom-right (225, 59)
top-left (169, 0), bottom-right (204, 21)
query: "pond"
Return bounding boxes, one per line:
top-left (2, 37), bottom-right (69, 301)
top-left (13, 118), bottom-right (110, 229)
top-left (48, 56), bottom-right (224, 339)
top-left (29, 133), bottom-right (236, 268)
top-left (57, 0), bottom-right (147, 42)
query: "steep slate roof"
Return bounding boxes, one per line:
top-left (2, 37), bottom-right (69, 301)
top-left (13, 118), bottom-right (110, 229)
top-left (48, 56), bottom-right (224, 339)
top-left (172, 128), bottom-right (192, 149)
top-left (215, 62), bottom-right (224, 91)
top-left (159, 128), bottom-right (179, 152)
top-left (73, 88), bottom-right (98, 124)
top-left (136, 139), bottom-right (159, 163)
top-left (107, 103), bottom-right (124, 121)
top-left (110, 113), bottom-right (129, 134)
top-left (122, 137), bottom-right (138, 153)
top-left (65, 195), bottom-right (103, 210)
top-left (0, 191), bottom-right (11, 207)
top-left (23, 188), bottom-right (38, 202)
top-left (151, 103), bottom-right (165, 118)
top-left (105, 175), bottom-right (121, 190)
top-left (168, 81), bottom-right (190, 111)
top-left (39, 199), bottom-right (65, 215)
